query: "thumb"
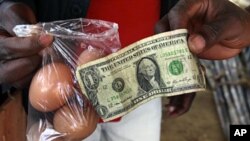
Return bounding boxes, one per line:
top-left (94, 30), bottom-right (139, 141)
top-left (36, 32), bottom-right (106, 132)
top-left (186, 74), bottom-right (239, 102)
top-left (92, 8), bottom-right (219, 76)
top-left (188, 34), bottom-right (206, 54)
top-left (188, 21), bottom-right (226, 54)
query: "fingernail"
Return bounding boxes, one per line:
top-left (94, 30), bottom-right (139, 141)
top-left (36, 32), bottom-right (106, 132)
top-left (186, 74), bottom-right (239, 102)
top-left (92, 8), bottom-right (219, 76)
top-left (168, 106), bottom-right (175, 113)
top-left (39, 33), bottom-right (53, 47)
top-left (188, 34), bottom-right (205, 54)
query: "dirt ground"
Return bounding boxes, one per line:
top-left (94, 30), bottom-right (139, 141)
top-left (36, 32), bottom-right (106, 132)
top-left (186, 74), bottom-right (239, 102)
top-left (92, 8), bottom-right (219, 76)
top-left (160, 90), bottom-right (227, 141)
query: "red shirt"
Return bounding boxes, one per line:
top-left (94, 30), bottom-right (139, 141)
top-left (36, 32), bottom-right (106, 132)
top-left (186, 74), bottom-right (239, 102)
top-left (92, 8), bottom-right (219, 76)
top-left (86, 0), bottom-right (160, 47)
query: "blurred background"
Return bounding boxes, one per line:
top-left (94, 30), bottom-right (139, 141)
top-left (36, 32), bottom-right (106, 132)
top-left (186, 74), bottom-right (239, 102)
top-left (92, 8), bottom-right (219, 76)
top-left (161, 91), bottom-right (226, 141)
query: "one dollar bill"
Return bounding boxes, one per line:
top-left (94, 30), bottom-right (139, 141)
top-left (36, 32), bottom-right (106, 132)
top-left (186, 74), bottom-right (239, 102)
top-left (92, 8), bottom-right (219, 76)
top-left (76, 29), bottom-right (206, 122)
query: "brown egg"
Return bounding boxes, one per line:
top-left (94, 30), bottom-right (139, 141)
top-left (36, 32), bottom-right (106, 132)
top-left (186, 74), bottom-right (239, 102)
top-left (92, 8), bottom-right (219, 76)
top-left (53, 102), bottom-right (99, 141)
top-left (77, 47), bottom-right (106, 66)
top-left (29, 62), bottom-right (74, 112)
top-left (52, 48), bottom-right (105, 140)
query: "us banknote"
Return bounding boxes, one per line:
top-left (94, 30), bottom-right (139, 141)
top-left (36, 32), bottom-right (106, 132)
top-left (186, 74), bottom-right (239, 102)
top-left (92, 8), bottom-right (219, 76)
top-left (76, 29), bottom-right (206, 122)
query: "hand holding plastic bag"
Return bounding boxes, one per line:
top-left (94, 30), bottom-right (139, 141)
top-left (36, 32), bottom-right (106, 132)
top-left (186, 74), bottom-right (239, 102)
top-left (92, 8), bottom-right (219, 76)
top-left (14, 18), bottom-right (121, 141)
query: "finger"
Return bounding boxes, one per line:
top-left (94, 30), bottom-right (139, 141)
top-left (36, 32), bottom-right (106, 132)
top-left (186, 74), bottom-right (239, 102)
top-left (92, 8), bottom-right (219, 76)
top-left (0, 28), bottom-right (11, 38)
top-left (175, 93), bottom-right (195, 117)
top-left (187, 2), bottom-right (249, 55)
top-left (167, 0), bottom-right (204, 30)
top-left (12, 71), bottom-right (36, 89)
top-left (0, 33), bottom-right (53, 60)
top-left (0, 2), bottom-right (36, 35)
top-left (197, 45), bottom-right (242, 60)
top-left (155, 0), bottom-right (199, 34)
top-left (166, 93), bottom-right (196, 117)
top-left (165, 104), bottom-right (178, 117)
top-left (187, 19), bottom-right (233, 54)
top-left (154, 14), bottom-right (170, 34)
top-left (165, 95), bottom-right (184, 116)
top-left (0, 55), bottom-right (41, 84)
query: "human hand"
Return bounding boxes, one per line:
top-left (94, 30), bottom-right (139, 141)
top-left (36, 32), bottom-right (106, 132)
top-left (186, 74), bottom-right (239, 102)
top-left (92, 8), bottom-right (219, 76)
top-left (155, 0), bottom-right (250, 60)
top-left (166, 93), bottom-right (196, 118)
top-left (0, 2), bottom-right (53, 88)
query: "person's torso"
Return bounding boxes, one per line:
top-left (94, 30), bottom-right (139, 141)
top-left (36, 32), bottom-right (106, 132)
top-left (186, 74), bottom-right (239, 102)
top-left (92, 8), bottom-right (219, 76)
top-left (19, 0), bottom-right (179, 30)
top-left (86, 0), bottom-right (160, 47)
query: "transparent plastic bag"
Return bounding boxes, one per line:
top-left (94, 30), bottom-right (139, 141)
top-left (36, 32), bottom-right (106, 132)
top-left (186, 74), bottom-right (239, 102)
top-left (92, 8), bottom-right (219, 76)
top-left (13, 18), bottom-right (121, 141)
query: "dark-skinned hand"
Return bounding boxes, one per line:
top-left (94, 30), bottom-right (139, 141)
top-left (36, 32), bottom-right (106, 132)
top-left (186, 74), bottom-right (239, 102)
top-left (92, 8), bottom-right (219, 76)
top-left (0, 2), bottom-right (53, 88)
top-left (155, 0), bottom-right (250, 117)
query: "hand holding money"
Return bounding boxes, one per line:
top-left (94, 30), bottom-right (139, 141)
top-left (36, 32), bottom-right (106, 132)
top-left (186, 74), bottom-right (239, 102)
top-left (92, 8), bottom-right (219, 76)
top-left (76, 29), bottom-right (206, 122)
top-left (155, 0), bottom-right (250, 60)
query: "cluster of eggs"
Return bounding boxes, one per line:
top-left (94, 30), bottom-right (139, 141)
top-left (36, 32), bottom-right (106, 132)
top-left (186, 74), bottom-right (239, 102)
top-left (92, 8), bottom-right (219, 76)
top-left (29, 48), bottom-right (105, 141)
